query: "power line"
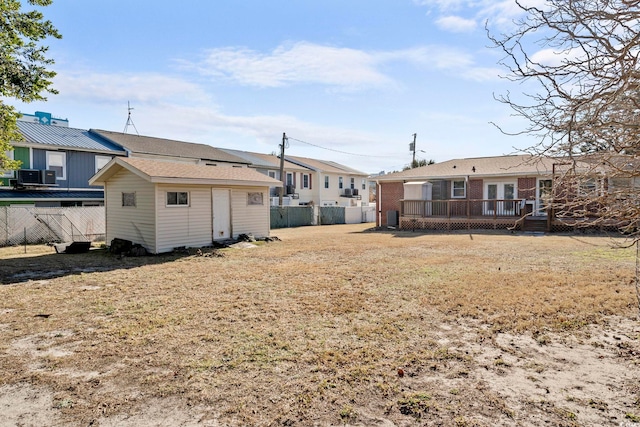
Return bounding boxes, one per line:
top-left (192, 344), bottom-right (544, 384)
top-left (287, 136), bottom-right (391, 158)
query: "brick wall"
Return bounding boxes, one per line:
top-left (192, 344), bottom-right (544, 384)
top-left (518, 177), bottom-right (537, 200)
top-left (469, 179), bottom-right (483, 199)
top-left (376, 182), bottom-right (403, 226)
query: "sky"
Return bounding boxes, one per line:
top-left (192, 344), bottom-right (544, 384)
top-left (10, 0), bottom-right (543, 174)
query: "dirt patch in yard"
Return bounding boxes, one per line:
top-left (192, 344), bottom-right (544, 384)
top-left (0, 224), bottom-right (639, 426)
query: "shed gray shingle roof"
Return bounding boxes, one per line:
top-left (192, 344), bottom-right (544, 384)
top-left (90, 156), bottom-right (283, 187)
top-left (16, 122), bottom-right (125, 153)
top-left (91, 129), bottom-right (250, 164)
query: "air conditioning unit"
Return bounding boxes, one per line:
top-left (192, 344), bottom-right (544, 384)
top-left (286, 185), bottom-right (296, 195)
top-left (344, 188), bottom-right (353, 197)
top-left (352, 188), bottom-right (359, 196)
top-left (17, 169), bottom-right (40, 185)
top-left (41, 169), bottom-right (56, 185)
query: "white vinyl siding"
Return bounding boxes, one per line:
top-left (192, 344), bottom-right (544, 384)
top-left (156, 185), bottom-right (212, 253)
top-left (104, 169), bottom-right (156, 253)
top-left (231, 187), bottom-right (270, 238)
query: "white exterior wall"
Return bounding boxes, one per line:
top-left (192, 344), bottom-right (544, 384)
top-left (318, 172), bottom-right (369, 207)
top-left (104, 169), bottom-right (157, 253)
top-left (155, 184), bottom-right (213, 253)
top-left (231, 186), bottom-right (270, 238)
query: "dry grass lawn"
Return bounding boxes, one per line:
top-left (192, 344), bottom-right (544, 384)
top-left (1, 223), bottom-right (639, 426)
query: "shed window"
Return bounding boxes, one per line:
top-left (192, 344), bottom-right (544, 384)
top-left (167, 191), bottom-right (189, 206)
top-left (122, 192), bottom-right (136, 207)
top-left (452, 180), bottom-right (466, 198)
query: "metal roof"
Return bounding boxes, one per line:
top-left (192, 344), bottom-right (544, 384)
top-left (0, 190), bottom-right (104, 200)
top-left (16, 122), bottom-right (125, 153)
top-left (91, 129), bottom-right (250, 165)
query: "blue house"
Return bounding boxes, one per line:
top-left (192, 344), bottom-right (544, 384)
top-left (0, 120), bottom-right (126, 206)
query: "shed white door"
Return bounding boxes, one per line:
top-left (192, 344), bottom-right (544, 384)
top-left (212, 188), bottom-right (231, 240)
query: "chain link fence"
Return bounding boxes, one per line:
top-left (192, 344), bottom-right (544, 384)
top-left (0, 206), bottom-right (105, 246)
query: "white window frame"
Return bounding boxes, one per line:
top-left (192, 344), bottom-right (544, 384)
top-left (324, 175), bottom-right (329, 189)
top-left (339, 176), bottom-right (344, 189)
top-left (362, 179), bottom-right (366, 190)
top-left (166, 191), bottom-right (189, 207)
top-left (350, 177), bottom-right (355, 189)
top-left (95, 155), bottom-right (112, 173)
top-left (452, 180), bottom-right (466, 198)
top-left (302, 173), bottom-right (310, 189)
top-left (1, 150), bottom-right (15, 178)
top-left (286, 172), bottom-right (293, 186)
top-left (46, 151), bottom-right (66, 180)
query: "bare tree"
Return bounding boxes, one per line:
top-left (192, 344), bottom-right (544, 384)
top-left (488, 0), bottom-right (640, 236)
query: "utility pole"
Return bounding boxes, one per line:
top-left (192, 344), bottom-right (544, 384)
top-left (278, 132), bottom-right (287, 207)
top-left (409, 133), bottom-right (417, 167)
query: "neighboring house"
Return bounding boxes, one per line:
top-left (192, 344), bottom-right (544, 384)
top-left (218, 149), bottom-right (314, 204)
top-left (89, 156), bottom-right (282, 254)
top-left (283, 155), bottom-right (370, 207)
top-left (374, 155), bottom-right (558, 231)
top-left (0, 121), bottom-right (126, 206)
top-left (90, 129), bottom-right (250, 166)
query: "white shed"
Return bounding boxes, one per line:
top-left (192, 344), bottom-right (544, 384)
top-left (89, 156), bottom-right (282, 254)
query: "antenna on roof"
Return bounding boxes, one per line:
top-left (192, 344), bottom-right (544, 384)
top-left (123, 101), bottom-right (139, 135)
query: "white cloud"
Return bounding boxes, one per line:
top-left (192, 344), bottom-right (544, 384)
top-left (54, 72), bottom-right (211, 105)
top-left (435, 15), bottom-right (477, 32)
top-left (194, 42), bottom-right (394, 90)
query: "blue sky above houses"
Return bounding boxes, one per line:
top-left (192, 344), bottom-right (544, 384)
top-left (9, 0), bottom-right (542, 174)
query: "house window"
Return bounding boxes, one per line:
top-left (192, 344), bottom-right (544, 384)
top-left (268, 170), bottom-right (276, 179)
top-left (167, 191), bottom-right (189, 206)
top-left (95, 155), bottom-right (112, 173)
top-left (1, 150), bottom-right (15, 178)
top-left (122, 192), bottom-right (136, 207)
top-left (362, 179), bottom-right (366, 190)
top-left (350, 177), bottom-right (355, 189)
top-left (452, 180), bottom-right (466, 198)
top-left (286, 172), bottom-right (293, 186)
top-left (324, 176), bottom-right (329, 189)
top-left (302, 174), bottom-right (310, 189)
top-left (46, 151), bottom-right (66, 180)
top-left (339, 176), bottom-right (344, 189)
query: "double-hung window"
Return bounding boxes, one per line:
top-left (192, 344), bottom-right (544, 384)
top-left (324, 176), bottom-right (329, 189)
top-left (350, 177), bottom-right (355, 189)
top-left (46, 151), bottom-right (66, 180)
top-left (95, 155), bottom-right (112, 173)
top-left (1, 151), bottom-right (14, 178)
top-left (338, 176), bottom-right (344, 189)
top-left (452, 180), bottom-right (466, 198)
top-left (302, 174), bottom-right (310, 189)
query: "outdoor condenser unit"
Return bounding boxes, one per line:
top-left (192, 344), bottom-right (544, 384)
top-left (41, 169), bottom-right (56, 185)
top-left (17, 169), bottom-right (40, 185)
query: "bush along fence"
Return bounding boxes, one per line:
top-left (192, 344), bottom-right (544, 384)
top-left (0, 206), bottom-right (105, 246)
top-left (270, 205), bottom-right (376, 229)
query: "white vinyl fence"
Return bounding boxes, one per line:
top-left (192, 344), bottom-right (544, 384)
top-left (0, 206), bottom-right (105, 246)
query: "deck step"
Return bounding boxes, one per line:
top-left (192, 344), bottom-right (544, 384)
top-left (523, 217), bottom-right (548, 232)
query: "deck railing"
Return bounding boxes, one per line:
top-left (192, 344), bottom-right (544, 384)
top-left (401, 199), bottom-right (523, 219)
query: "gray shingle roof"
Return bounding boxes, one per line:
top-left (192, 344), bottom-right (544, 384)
top-left (219, 148), bottom-right (312, 171)
top-left (375, 155), bottom-right (557, 181)
top-left (284, 155), bottom-right (367, 175)
top-left (91, 129), bottom-right (250, 165)
top-left (16, 122), bottom-right (125, 153)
